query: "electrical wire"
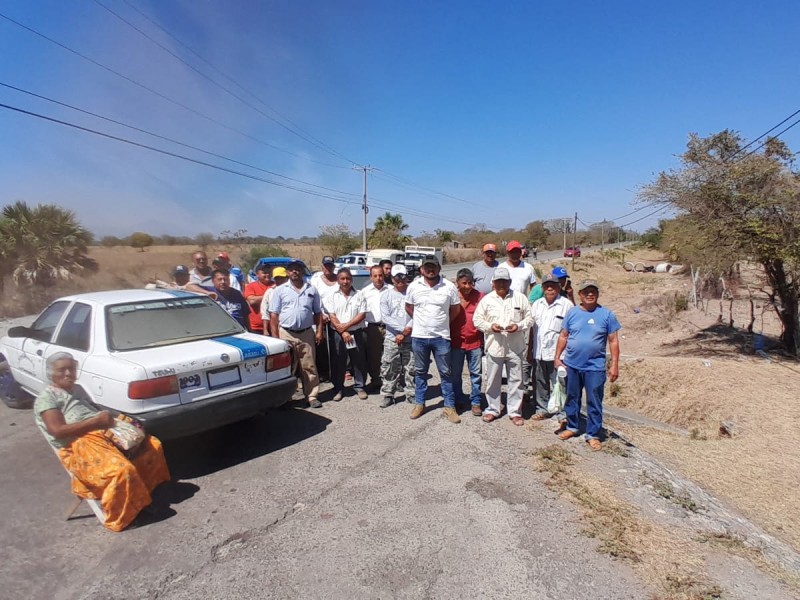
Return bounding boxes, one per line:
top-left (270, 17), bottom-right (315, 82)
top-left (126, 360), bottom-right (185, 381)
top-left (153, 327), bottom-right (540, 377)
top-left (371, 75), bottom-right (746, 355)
top-left (0, 100), bottom-right (482, 227)
top-left (90, 0), bottom-right (358, 166)
top-left (0, 10), bottom-right (349, 169)
top-left (739, 116), bottom-right (800, 160)
top-left (615, 205), bottom-right (669, 229)
top-left (732, 107), bottom-right (800, 159)
top-left (116, 0), bottom-right (352, 167)
top-left (0, 81), bottom-right (362, 198)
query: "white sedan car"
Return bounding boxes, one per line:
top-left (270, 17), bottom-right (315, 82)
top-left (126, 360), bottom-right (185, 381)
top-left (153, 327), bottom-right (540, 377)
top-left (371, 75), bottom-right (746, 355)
top-left (0, 289), bottom-right (296, 438)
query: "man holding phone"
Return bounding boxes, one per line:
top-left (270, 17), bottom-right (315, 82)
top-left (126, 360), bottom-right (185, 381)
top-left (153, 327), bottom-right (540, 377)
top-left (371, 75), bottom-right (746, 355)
top-left (472, 268), bottom-right (533, 425)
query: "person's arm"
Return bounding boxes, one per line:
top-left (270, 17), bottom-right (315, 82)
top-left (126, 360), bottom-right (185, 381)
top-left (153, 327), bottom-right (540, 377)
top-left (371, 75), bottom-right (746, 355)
top-left (185, 283), bottom-right (217, 299)
top-left (341, 312), bottom-right (366, 331)
top-left (245, 291), bottom-right (264, 307)
top-left (269, 312), bottom-right (280, 338)
top-left (41, 408), bottom-right (115, 440)
top-left (314, 311), bottom-right (324, 344)
top-left (405, 302), bottom-right (414, 319)
top-left (553, 330), bottom-right (569, 369)
top-left (449, 303), bottom-right (461, 322)
top-left (607, 331), bottom-right (620, 382)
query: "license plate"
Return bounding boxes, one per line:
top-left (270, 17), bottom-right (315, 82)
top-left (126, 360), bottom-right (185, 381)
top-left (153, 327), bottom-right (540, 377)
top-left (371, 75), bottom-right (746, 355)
top-left (207, 365), bottom-right (242, 390)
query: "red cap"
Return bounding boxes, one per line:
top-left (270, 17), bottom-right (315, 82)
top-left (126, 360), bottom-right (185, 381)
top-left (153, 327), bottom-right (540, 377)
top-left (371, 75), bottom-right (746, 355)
top-left (482, 243), bottom-right (497, 253)
top-left (506, 240), bottom-right (522, 251)
top-left (216, 252), bottom-right (230, 261)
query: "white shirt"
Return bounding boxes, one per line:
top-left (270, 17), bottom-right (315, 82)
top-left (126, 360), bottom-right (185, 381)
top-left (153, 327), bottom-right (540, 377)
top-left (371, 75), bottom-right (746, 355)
top-left (502, 260), bottom-right (537, 296)
top-left (472, 290), bottom-right (533, 358)
top-left (310, 272), bottom-right (339, 305)
top-left (531, 295), bottom-right (574, 361)
top-left (360, 282), bottom-right (390, 324)
top-left (405, 277), bottom-right (459, 339)
top-left (260, 286), bottom-right (278, 321)
top-left (322, 288), bottom-right (366, 331)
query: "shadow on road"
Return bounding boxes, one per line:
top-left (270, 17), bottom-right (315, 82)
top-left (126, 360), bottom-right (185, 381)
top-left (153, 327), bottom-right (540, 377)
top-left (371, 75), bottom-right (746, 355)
top-left (163, 407), bottom-right (332, 479)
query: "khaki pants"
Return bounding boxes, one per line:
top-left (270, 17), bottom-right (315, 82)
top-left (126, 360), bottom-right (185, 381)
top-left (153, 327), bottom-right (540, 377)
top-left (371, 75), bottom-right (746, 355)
top-left (279, 327), bottom-right (320, 399)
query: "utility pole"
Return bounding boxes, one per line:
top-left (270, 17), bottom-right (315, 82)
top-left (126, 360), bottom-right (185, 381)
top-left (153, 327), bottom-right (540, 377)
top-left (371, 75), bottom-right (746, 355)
top-left (572, 212), bottom-right (577, 271)
top-left (601, 219), bottom-right (606, 251)
top-left (353, 165), bottom-right (374, 251)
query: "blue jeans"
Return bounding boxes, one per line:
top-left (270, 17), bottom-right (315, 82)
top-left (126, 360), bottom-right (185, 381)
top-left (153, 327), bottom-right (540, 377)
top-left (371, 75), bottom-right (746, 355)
top-left (411, 337), bottom-right (455, 408)
top-left (564, 366), bottom-right (606, 440)
top-left (451, 347), bottom-right (482, 406)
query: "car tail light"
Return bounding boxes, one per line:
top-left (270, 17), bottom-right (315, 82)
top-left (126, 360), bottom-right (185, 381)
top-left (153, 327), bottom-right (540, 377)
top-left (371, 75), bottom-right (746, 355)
top-left (266, 351), bottom-right (292, 372)
top-left (128, 375), bottom-right (179, 399)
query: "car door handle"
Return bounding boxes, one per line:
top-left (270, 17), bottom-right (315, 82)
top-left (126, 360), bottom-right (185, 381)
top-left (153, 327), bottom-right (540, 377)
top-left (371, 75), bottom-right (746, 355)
top-left (36, 350), bottom-right (43, 356)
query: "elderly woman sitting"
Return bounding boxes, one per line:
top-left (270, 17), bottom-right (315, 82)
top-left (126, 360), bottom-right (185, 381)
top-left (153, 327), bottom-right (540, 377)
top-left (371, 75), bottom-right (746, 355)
top-left (34, 352), bottom-right (171, 532)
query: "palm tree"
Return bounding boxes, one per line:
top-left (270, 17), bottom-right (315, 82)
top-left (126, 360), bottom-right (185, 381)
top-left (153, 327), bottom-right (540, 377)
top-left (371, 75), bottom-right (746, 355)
top-left (369, 212), bottom-right (411, 249)
top-left (0, 201), bottom-right (97, 287)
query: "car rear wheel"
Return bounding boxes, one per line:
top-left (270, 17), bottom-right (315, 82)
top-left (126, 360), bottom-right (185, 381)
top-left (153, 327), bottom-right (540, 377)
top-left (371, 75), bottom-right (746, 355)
top-left (0, 359), bottom-right (34, 409)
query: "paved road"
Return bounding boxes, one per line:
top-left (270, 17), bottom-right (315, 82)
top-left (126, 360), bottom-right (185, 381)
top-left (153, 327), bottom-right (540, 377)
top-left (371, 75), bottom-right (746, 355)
top-left (0, 377), bottom-right (649, 599)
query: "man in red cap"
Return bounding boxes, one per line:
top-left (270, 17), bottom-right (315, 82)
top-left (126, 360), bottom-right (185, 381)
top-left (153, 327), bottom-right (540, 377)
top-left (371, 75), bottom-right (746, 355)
top-left (471, 243), bottom-right (499, 295)
top-left (502, 240), bottom-right (537, 296)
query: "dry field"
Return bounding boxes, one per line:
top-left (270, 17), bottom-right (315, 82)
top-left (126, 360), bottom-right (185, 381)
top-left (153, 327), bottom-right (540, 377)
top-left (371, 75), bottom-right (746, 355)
top-left (551, 249), bottom-right (800, 554)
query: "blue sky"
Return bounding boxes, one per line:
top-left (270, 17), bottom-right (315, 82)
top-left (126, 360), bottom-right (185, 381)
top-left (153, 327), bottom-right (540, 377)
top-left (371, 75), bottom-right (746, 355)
top-left (1, 0), bottom-right (798, 238)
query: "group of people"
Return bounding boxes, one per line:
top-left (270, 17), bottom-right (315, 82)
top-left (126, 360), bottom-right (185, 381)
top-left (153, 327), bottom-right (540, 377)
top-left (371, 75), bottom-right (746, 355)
top-left (33, 242), bottom-right (620, 533)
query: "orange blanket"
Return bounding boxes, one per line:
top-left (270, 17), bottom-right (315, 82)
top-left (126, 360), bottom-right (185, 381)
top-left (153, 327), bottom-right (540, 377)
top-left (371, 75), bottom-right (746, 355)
top-left (58, 431), bottom-right (171, 532)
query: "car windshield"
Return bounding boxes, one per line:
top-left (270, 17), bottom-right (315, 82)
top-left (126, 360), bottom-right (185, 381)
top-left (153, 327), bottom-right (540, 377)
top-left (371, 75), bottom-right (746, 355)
top-left (106, 296), bottom-right (244, 351)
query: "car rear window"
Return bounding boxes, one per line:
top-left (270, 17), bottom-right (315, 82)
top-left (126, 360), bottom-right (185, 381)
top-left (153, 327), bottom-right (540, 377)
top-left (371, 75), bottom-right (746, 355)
top-left (106, 296), bottom-right (244, 351)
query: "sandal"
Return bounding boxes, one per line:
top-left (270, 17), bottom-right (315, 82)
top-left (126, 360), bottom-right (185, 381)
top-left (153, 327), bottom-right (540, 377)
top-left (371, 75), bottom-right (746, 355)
top-left (587, 438), bottom-right (602, 451)
top-left (511, 416), bottom-right (525, 426)
top-left (558, 430), bottom-right (578, 440)
top-left (532, 413), bottom-right (548, 421)
top-left (482, 413), bottom-right (497, 423)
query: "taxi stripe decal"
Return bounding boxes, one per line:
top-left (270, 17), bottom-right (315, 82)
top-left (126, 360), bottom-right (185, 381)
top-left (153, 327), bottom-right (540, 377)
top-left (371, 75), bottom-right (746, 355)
top-left (212, 336), bottom-right (268, 360)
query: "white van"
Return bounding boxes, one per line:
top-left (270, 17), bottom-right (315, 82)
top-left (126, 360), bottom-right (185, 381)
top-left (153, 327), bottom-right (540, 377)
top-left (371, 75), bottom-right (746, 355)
top-left (365, 249), bottom-right (405, 267)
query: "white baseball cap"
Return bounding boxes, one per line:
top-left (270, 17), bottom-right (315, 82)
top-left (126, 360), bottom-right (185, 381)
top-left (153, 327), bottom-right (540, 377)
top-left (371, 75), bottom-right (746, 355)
top-left (390, 264), bottom-right (408, 277)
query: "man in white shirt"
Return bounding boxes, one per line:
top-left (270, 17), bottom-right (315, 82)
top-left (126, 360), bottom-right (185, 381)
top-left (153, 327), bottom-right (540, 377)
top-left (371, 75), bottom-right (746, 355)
top-left (361, 265), bottom-right (391, 392)
top-left (379, 264), bottom-right (415, 408)
top-left (310, 256), bottom-right (340, 383)
top-left (322, 268), bottom-right (368, 401)
top-left (502, 240), bottom-right (537, 296)
top-left (473, 267), bottom-right (533, 426)
top-left (405, 255), bottom-right (461, 423)
top-left (530, 275), bottom-right (574, 427)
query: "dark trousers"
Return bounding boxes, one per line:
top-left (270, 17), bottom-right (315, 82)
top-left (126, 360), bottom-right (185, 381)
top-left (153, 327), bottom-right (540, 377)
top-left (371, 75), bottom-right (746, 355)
top-left (331, 328), bottom-right (368, 393)
top-left (366, 323), bottom-right (385, 385)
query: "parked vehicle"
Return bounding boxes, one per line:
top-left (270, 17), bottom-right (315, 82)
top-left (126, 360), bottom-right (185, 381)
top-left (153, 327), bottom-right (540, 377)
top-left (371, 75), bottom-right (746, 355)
top-left (249, 257), bottom-right (311, 282)
top-left (0, 290), bottom-right (296, 439)
top-left (403, 245), bottom-right (443, 277)
top-left (334, 252), bottom-right (367, 272)
top-left (564, 246), bottom-right (581, 258)
top-left (365, 249), bottom-right (405, 268)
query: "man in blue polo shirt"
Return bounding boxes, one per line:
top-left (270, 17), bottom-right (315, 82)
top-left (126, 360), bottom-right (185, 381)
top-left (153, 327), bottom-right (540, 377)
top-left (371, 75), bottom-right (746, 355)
top-left (554, 279), bottom-right (621, 451)
top-left (269, 260), bottom-right (324, 408)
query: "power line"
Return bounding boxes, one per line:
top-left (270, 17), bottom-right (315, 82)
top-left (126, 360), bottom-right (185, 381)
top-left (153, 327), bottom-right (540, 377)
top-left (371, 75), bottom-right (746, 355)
top-left (0, 100), bottom-right (481, 227)
top-left (0, 101), bottom-right (362, 204)
top-left (0, 10), bottom-right (349, 169)
top-left (739, 116), bottom-right (800, 160)
top-left (0, 81), bottom-right (361, 198)
top-left (116, 0), bottom-right (352, 166)
top-left (616, 205), bottom-right (668, 229)
top-left (372, 170), bottom-right (486, 209)
top-left (90, 0), bottom-right (358, 166)
top-left (733, 107), bottom-right (800, 159)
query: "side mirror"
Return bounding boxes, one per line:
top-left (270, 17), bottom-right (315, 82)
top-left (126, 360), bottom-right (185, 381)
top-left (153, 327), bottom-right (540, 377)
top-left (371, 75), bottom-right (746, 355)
top-left (6, 326), bottom-right (31, 338)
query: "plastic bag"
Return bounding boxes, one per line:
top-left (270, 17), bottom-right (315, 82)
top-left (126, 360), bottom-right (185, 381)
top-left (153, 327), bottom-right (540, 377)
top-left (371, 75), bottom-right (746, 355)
top-left (108, 416), bottom-right (145, 452)
top-left (547, 367), bottom-right (567, 414)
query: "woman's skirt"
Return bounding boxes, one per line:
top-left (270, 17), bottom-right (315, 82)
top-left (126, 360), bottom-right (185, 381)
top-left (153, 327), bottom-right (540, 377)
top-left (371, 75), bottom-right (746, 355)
top-left (58, 431), bottom-right (171, 532)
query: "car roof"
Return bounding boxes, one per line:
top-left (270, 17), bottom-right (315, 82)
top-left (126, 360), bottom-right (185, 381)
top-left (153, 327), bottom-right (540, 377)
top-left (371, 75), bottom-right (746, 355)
top-left (53, 289), bottom-right (198, 306)
top-left (256, 257), bottom-right (305, 265)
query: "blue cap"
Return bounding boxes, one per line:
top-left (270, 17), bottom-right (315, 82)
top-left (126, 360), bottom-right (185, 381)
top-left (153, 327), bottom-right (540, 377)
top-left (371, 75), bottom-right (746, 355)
top-left (552, 266), bottom-right (568, 279)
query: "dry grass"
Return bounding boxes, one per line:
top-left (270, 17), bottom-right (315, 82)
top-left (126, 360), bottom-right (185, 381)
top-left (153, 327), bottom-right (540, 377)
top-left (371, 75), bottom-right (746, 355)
top-left (533, 444), bottom-right (724, 598)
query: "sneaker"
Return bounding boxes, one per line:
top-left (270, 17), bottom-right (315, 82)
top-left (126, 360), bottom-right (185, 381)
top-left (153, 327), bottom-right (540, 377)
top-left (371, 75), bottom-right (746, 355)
top-left (471, 405), bottom-right (482, 417)
top-left (443, 407), bottom-right (461, 424)
top-left (380, 396), bottom-right (393, 408)
top-left (356, 389), bottom-right (368, 400)
top-left (410, 404), bottom-right (425, 419)
top-left (308, 397), bottom-right (322, 409)
top-left (332, 391), bottom-right (343, 402)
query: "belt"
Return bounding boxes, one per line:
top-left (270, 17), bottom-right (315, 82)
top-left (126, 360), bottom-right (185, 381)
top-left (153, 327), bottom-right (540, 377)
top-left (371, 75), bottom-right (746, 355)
top-left (368, 322), bottom-right (385, 327)
top-left (283, 327), bottom-right (311, 334)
